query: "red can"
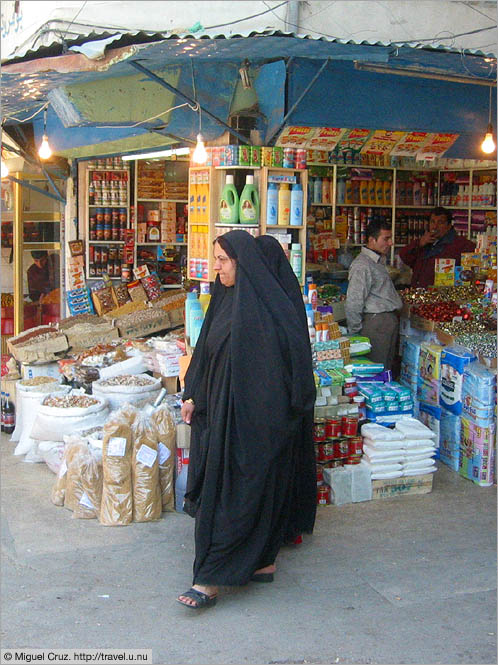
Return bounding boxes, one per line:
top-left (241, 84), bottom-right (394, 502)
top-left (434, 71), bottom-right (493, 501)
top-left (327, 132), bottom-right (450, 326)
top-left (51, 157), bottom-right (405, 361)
top-left (342, 416), bottom-right (359, 437)
top-left (326, 418), bottom-right (342, 438)
top-left (283, 147), bottom-right (296, 169)
top-left (295, 148), bottom-right (307, 169)
top-left (336, 439), bottom-right (350, 458)
top-left (322, 440), bottom-right (335, 461)
top-left (316, 464), bottom-right (324, 483)
top-left (313, 418), bottom-right (327, 442)
top-left (315, 444), bottom-right (325, 461)
top-left (345, 455), bottom-right (362, 465)
top-left (348, 436), bottom-right (363, 456)
top-left (317, 484), bottom-right (330, 505)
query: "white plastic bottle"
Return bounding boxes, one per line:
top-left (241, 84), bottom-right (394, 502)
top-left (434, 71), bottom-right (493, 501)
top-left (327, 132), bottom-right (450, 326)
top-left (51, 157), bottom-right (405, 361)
top-left (266, 183), bottom-right (279, 225)
top-left (290, 242), bottom-right (303, 281)
top-left (307, 316), bottom-right (316, 344)
top-left (290, 183), bottom-right (303, 226)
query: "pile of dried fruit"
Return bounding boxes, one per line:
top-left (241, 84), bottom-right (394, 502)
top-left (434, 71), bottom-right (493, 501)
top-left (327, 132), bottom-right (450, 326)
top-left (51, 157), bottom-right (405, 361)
top-left (98, 375), bottom-right (155, 387)
top-left (43, 395), bottom-right (99, 408)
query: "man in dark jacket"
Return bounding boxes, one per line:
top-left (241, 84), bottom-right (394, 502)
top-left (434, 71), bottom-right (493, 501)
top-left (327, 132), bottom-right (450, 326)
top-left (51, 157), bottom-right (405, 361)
top-left (27, 251), bottom-right (58, 302)
top-left (399, 207), bottom-right (475, 288)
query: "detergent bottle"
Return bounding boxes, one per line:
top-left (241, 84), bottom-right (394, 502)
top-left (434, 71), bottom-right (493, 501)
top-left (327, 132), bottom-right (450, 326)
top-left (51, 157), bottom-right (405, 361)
top-left (219, 175), bottom-right (239, 223)
top-left (266, 182), bottom-right (279, 225)
top-left (239, 175), bottom-right (260, 224)
top-left (278, 183), bottom-right (291, 225)
top-left (290, 183), bottom-right (303, 225)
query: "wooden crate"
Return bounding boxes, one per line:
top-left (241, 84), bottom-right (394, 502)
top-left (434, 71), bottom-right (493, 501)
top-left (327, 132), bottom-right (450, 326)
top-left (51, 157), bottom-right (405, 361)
top-left (372, 473), bottom-right (434, 500)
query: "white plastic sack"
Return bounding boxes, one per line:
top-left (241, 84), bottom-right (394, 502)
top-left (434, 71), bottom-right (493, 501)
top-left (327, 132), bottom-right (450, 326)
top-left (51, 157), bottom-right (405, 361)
top-left (98, 354), bottom-right (147, 380)
top-left (362, 445), bottom-right (404, 461)
top-left (92, 373), bottom-right (161, 411)
top-left (403, 466), bottom-right (437, 476)
top-left (404, 458), bottom-right (436, 470)
top-left (395, 418), bottom-right (435, 440)
top-left (362, 437), bottom-right (405, 451)
top-left (403, 438), bottom-right (436, 448)
top-left (13, 384), bottom-right (70, 455)
top-left (404, 446), bottom-right (436, 456)
top-left (38, 440), bottom-right (65, 473)
top-left (30, 395), bottom-right (109, 442)
top-left (371, 470), bottom-right (403, 480)
top-left (11, 378), bottom-right (62, 442)
top-left (363, 460), bottom-right (403, 473)
top-left (361, 423), bottom-right (405, 441)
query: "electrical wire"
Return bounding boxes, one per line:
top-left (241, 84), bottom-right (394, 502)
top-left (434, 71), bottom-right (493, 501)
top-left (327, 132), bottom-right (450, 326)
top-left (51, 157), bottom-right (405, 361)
top-left (203, 1), bottom-right (288, 30)
top-left (94, 101), bottom-right (198, 128)
top-left (4, 102), bottom-right (49, 123)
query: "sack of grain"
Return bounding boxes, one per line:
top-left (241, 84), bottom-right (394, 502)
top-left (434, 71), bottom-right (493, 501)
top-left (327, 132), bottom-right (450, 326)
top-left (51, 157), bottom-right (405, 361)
top-left (92, 373), bottom-right (161, 411)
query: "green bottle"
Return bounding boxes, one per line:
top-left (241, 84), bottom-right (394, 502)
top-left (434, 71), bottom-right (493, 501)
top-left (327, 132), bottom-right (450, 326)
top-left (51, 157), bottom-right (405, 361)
top-left (239, 175), bottom-right (260, 224)
top-left (219, 175), bottom-right (239, 223)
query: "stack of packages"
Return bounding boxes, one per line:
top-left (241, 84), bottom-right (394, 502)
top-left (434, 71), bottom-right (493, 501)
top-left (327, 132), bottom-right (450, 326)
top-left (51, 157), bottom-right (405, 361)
top-left (357, 381), bottom-right (414, 423)
top-left (361, 420), bottom-right (437, 480)
top-left (51, 402), bottom-right (177, 523)
top-left (437, 345), bottom-right (476, 470)
top-left (137, 161), bottom-right (164, 199)
top-left (459, 362), bottom-right (496, 486)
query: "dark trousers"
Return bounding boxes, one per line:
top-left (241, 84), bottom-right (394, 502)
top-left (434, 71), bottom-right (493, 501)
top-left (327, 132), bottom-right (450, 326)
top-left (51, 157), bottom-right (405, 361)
top-left (360, 312), bottom-right (399, 372)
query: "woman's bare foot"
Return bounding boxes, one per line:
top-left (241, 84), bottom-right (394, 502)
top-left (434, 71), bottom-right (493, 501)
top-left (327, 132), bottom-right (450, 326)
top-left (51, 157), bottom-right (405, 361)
top-left (177, 584), bottom-right (218, 608)
top-left (253, 564), bottom-right (276, 575)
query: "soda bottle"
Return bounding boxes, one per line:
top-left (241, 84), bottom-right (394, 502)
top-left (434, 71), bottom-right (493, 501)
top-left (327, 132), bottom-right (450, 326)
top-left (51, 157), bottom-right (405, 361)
top-left (4, 393), bottom-right (15, 435)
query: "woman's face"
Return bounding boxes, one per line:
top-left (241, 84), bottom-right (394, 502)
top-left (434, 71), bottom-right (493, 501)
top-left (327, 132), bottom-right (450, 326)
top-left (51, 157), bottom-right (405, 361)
top-left (213, 241), bottom-right (236, 287)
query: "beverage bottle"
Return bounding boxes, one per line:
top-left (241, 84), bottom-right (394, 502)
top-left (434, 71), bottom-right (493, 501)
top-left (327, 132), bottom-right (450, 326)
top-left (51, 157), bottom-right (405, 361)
top-left (321, 178), bottom-right (331, 204)
top-left (4, 393), bottom-right (15, 436)
top-left (336, 178), bottom-right (346, 204)
top-left (266, 183), bottom-right (279, 225)
top-left (1, 391), bottom-right (4, 432)
top-left (313, 177), bottom-right (322, 204)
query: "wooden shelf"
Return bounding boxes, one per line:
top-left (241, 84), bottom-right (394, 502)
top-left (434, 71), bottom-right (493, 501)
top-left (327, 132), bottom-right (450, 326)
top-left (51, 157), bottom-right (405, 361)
top-left (137, 198), bottom-right (188, 203)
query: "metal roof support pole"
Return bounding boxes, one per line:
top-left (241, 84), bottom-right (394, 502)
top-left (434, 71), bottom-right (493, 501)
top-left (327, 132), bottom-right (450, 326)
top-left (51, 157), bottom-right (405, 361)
top-left (266, 57), bottom-right (331, 145)
top-left (2, 141), bottom-right (66, 202)
top-left (128, 60), bottom-right (249, 145)
top-left (7, 175), bottom-right (66, 204)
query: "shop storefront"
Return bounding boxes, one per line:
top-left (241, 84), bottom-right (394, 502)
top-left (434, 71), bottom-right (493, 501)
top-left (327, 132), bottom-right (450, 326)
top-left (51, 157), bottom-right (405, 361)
top-left (1, 19), bottom-right (496, 522)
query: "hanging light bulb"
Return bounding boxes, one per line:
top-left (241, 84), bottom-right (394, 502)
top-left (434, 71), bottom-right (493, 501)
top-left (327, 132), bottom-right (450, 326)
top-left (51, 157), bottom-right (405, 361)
top-left (38, 134), bottom-right (53, 160)
top-left (481, 87), bottom-right (496, 154)
top-left (481, 124), bottom-right (496, 154)
top-left (38, 107), bottom-right (53, 160)
top-left (192, 133), bottom-right (207, 164)
top-left (1, 157), bottom-right (9, 179)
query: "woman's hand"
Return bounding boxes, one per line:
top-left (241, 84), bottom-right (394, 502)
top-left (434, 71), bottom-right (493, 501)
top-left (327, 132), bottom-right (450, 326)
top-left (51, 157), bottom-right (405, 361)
top-left (181, 399), bottom-right (195, 424)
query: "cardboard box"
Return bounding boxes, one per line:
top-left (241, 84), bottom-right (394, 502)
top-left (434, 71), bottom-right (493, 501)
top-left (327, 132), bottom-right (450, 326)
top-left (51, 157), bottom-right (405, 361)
top-left (117, 311), bottom-right (171, 339)
top-left (372, 473), bottom-right (434, 499)
top-left (7, 326), bottom-right (68, 364)
top-left (410, 313), bottom-right (436, 331)
top-left (64, 321), bottom-right (120, 351)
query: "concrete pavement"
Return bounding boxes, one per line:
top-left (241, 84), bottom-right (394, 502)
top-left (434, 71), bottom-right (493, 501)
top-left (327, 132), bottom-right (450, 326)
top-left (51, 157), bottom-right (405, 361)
top-left (1, 433), bottom-right (496, 665)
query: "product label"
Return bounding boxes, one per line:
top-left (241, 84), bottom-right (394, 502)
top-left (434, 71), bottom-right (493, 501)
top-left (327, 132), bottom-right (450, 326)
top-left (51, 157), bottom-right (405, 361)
top-left (79, 492), bottom-right (95, 510)
top-left (136, 444), bottom-right (158, 467)
top-left (158, 442), bottom-right (171, 464)
top-left (107, 437), bottom-right (127, 457)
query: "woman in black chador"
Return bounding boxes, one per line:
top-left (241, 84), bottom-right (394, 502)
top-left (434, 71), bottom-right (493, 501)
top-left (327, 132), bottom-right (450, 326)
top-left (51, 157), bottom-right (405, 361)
top-left (177, 230), bottom-right (316, 609)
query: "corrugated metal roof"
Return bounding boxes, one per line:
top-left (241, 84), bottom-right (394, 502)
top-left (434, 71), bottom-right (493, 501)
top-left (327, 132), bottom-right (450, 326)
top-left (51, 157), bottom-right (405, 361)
top-left (4, 25), bottom-right (496, 63)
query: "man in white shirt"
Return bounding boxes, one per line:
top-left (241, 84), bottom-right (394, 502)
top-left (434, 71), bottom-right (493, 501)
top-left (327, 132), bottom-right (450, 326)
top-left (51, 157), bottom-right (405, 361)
top-left (346, 220), bottom-right (402, 371)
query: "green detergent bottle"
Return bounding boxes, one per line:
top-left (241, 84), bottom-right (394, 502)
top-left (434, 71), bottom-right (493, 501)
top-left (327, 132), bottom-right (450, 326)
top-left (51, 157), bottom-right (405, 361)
top-left (219, 175), bottom-right (239, 223)
top-left (239, 175), bottom-right (260, 224)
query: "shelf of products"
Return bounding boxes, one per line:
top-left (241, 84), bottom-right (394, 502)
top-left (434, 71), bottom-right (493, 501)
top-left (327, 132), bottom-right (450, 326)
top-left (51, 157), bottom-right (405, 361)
top-left (307, 164), bottom-right (497, 264)
top-left (187, 164), bottom-right (308, 284)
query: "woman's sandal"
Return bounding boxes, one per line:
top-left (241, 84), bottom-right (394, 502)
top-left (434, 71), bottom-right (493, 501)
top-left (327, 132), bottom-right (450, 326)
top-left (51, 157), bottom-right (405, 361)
top-left (250, 572), bottom-right (274, 583)
top-left (176, 588), bottom-right (217, 609)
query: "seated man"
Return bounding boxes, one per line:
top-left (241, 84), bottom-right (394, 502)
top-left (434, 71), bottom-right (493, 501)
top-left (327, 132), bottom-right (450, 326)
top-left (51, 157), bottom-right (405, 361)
top-left (399, 207), bottom-right (475, 288)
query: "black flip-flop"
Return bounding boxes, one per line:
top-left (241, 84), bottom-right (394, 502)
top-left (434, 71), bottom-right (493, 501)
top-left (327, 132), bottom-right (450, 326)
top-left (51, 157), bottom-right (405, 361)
top-left (250, 572), bottom-right (274, 583)
top-left (176, 588), bottom-right (218, 609)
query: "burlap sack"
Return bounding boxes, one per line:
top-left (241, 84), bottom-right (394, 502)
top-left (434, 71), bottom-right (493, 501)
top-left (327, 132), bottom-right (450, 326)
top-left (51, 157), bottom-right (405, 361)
top-left (99, 405), bottom-right (136, 526)
top-left (151, 404), bottom-right (176, 512)
top-left (73, 449), bottom-right (103, 520)
top-left (132, 410), bottom-right (161, 522)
